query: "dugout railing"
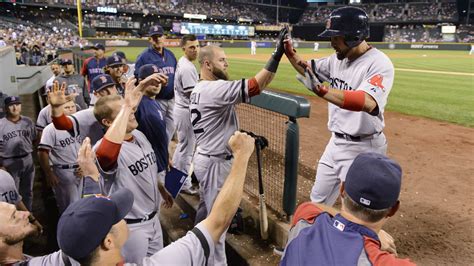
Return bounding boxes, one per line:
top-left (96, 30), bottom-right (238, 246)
top-left (71, 49), bottom-right (311, 220)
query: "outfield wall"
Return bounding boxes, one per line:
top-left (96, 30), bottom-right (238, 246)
top-left (86, 38), bottom-right (471, 51)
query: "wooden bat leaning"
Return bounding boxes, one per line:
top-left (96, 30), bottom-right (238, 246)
top-left (256, 140), bottom-right (268, 240)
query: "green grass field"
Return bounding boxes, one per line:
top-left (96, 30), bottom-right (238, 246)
top-left (107, 47), bottom-right (474, 127)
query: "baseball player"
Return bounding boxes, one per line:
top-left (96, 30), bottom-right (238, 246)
top-left (81, 43), bottom-right (107, 106)
top-left (0, 167), bottom-right (43, 235)
top-left (284, 7), bottom-right (394, 205)
top-left (55, 131), bottom-right (255, 266)
top-left (55, 58), bottom-right (90, 109)
top-left (104, 54), bottom-right (126, 95)
top-left (38, 100), bottom-right (83, 213)
top-left (135, 64), bottom-right (170, 185)
top-left (113, 51), bottom-right (135, 79)
top-left (250, 40), bottom-right (257, 55)
top-left (172, 34), bottom-right (200, 194)
top-left (0, 96), bottom-right (38, 211)
top-left (281, 153), bottom-right (414, 265)
top-left (134, 25), bottom-right (177, 143)
top-left (190, 27), bottom-right (288, 265)
top-left (93, 82), bottom-right (171, 263)
top-left (48, 74), bottom-right (118, 145)
top-left (45, 61), bottom-right (61, 93)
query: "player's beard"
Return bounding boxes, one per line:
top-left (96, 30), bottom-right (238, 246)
top-left (212, 68), bottom-right (229, 80)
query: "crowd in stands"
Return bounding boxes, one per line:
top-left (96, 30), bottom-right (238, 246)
top-left (299, 2), bottom-right (458, 24)
top-left (0, 19), bottom-right (89, 65)
top-left (24, 0), bottom-right (271, 22)
top-left (383, 24), bottom-right (474, 43)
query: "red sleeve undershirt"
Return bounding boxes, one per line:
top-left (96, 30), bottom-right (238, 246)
top-left (96, 138), bottom-right (122, 171)
top-left (248, 77), bottom-right (260, 97)
top-left (364, 237), bottom-right (416, 266)
top-left (291, 202), bottom-right (325, 227)
top-left (51, 114), bottom-right (73, 131)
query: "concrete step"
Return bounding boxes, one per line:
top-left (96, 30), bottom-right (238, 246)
top-left (160, 192), bottom-right (283, 265)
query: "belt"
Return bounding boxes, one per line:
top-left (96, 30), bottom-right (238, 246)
top-left (198, 153), bottom-right (233, 160)
top-left (334, 132), bottom-right (378, 142)
top-left (0, 154), bottom-right (29, 160)
top-left (54, 164), bottom-right (79, 170)
top-left (125, 211), bottom-right (157, 224)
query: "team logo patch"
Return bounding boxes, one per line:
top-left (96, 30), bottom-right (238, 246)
top-left (360, 197), bottom-right (371, 206)
top-left (100, 76), bottom-right (108, 83)
top-left (368, 74), bottom-right (385, 90)
top-left (333, 220), bottom-right (345, 231)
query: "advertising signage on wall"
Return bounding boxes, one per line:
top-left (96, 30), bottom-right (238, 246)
top-left (175, 22), bottom-right (255, 37)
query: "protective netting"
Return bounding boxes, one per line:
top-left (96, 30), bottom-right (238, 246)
top-left (236, 103), bottom-right (288, 216)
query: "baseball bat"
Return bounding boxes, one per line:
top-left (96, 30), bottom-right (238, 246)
top-left (255, 139), bottom-right (268, 240)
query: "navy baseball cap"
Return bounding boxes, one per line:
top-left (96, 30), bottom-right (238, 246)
top-left (92, 43), bottom-right (105, 51)
top-left (91, 74), bottom-right (115, 92)
top-left (4, 96), bottom-right (21, 106)
top-left (344, 153), bottom-right (402, 210)
top-left (60, 58), bottom-right (73, 65)
top-left (57, 188), bottom-right (134, 260)
top-left (138, 64), bottom-right (161, 80)
top-left (148, 25), bottom-right (164, 36)
top-left (106, 54), bottom-right (124, 67)
top-left (113, 51), bottom-right (127, 60)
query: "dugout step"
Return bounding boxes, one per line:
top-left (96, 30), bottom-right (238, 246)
top-left (168, 193), bottom-right (282, 265)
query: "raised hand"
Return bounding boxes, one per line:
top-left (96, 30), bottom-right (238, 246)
top-left (47, 80), bottom-right (77, 108)
top-left (123, 76), bottom-right (143, 108)
top-left (77, 137), bottom-right (100, 181)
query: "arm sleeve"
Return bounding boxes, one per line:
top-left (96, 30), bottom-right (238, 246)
top-left (311, 57), bottom-right (332, 83)
top-left (291, 202), bottom-right (325, 227)
top-left (181, 66), bottom-right (199, 93)
top-left (211, 79), bottom-right (250, 107)
top-left (52, 114), bottom-right (74, 131)
top-left (35, 110), bottom-right (48, 131)
top-left (143, 223), bottom-right (215, 266)
top-left (80, 58), bottom-right (89, 76)
top-left (38, 126), bottom-right (54, 151)
top-left (133, 55), bottom-right (143, 78)
top-left (357, 59), bottom-right (395, 114)
top-left (95, 138), bottom-right (121, 172)
top-left (82, 77), bottom-right (91, 105)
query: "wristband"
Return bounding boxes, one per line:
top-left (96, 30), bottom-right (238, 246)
top-left (264, 57), bottom-right (280, 73)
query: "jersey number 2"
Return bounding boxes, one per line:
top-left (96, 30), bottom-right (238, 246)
top-left (191, 109), bottom-right (204, 134)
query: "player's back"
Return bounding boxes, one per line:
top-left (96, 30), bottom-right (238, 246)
top-left (190, 79), bottom-right (247, 156)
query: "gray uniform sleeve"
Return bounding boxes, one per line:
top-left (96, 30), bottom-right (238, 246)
top-left (38, 124), bottom-right (55, 151)
top-left (209, 79), bottom-right (250, 106)
top-left (310, 57), bottom-right (331, 83)
top-left (141, 223), bottom-right (215, 266)
top-left (357, 57), bottom-right (395, 113)
top-left (0, 169), bottom-right (22, 204)
top-left (27, 250), bottom-right (81, 266)
top-left (36, 107), bottom-right (50, 131)
top-left (181, 65), bottom-right (199, 93)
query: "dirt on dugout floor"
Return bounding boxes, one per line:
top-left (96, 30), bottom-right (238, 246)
top-left (294, 96), bottom-right (474, 265)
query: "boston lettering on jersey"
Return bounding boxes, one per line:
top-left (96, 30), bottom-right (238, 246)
top-left (158, 66), bottom-right (175, 75)
top-left (127, 151), bottom-right (157, 176)
top-left (1, 190), bottom-right (18, 203)
top-left (58, 135), bottom-right (82, 148)
top-left (2, 129), bottom-right (31, 142)
top-left (329, 77), bottom-right (354, 91)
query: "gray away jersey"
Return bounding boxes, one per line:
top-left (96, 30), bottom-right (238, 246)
top-left (174, 56), bottom-right (199, 109)
top-left (190, 79), bottom-right (250, 155)
top-left (0, 169), bottom-right (21, 204)
top-left (311, 47), bottom-right (394, 136)
top-left (94, 130), bottom-right (161, 220)
top-left (38, 123), bottom-right (83, 165)
top-left (0, 116), bottom-right (36, 158)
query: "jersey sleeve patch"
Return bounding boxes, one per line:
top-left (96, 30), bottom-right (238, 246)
top-left (367, 74), bottom-right (385, 91)
top-left (291, 202), bottom-right (325, 227)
